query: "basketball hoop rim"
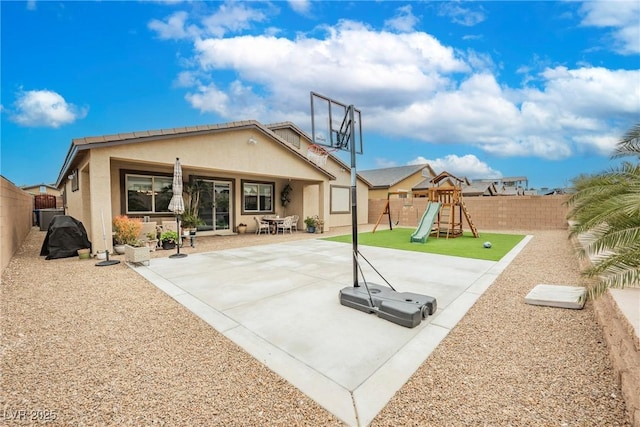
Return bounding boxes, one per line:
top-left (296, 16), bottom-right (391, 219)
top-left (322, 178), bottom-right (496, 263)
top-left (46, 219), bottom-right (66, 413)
top-left (308, 144), bottom-right (337, 154)
top-left (306, 143), bottom-right (334, 167)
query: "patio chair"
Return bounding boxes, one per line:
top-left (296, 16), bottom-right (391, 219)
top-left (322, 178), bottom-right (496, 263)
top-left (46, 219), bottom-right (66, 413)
top-left (254, 216), bottom-right (270, 235)
top-left (291, 215), bottom-right (299, 232)
top-left (276, 216), bottom-right (293, 234)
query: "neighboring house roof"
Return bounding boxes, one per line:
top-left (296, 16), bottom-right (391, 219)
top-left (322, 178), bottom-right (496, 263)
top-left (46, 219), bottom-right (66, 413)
top-left (501, 176), bottom-right (528, 183)
top-left (56, 120), bottom-right (358, 187)
top-left (358, 164), bottom-right (434, 189)
top-left (498, 186), bottom-right (521, 196)
top-left (462, 181), bottom-right (498, 196)
top-left (412, 178), bottom-right (431, 191)
top-left (21, 183), bottom-right (58, 192)
top-left (474, 176), bottom-right (529, 186)
top-left (539, 188), bottom-right (567, 195)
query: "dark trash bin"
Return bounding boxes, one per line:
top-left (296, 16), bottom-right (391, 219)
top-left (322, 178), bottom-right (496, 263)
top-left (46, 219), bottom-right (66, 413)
top-left (39, 208), bottom-right (64, 231)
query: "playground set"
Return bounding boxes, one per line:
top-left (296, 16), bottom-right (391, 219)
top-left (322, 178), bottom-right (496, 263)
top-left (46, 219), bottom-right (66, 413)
top-left (372, 172), bottom-right (479, 243)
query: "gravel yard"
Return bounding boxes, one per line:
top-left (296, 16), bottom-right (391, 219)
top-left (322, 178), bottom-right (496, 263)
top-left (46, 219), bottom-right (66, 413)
top-left (1, 228), bottom-right (631, 426)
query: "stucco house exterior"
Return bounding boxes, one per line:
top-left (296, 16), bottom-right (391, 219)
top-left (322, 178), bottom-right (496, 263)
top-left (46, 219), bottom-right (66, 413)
top-left (55, 120), bottom-right (370, 254)
top-left (20, 183), bottom-right (62, 196)
top-left (358, 164), bottom-right (436, 199)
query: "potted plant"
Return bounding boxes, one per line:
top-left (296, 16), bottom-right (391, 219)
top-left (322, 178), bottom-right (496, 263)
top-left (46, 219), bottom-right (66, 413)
top-left (77, 248), bottom-right (91, 260)
top-left (182, 182), bottom-right (204, 235)
top-left (113, 215), bottom-right (142, 254)
top-left (237, 223), bottom-right (247, 234)
top-left (304, 216), bottom-right (317, 233)
top-left (145, 231), bottom-right (158, 252)
top-left (315, 217), bottom-right (325, 233)
top-left (160, 230), bottom-right (179, 250)
top-left (124, 239), bottom-right (150, 265)
top-left (181, 213), bottom-right (199, 231)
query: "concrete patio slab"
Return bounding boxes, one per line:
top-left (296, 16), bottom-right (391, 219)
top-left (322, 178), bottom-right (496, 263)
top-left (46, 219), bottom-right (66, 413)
top-left (131, 236), bottom-right (531, 426)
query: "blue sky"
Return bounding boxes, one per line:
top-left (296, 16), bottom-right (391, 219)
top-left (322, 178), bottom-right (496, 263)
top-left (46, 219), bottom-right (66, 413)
top-left (1, 1), bottom-right (639, 190)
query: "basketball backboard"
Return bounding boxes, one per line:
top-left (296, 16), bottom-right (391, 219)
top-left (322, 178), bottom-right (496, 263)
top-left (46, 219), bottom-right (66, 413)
top-left (310, 91), bottom-right (363, 154)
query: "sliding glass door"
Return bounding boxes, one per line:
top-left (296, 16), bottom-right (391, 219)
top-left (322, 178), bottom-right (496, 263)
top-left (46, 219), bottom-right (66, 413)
top-left (195, 179), bottom-right (231, 232)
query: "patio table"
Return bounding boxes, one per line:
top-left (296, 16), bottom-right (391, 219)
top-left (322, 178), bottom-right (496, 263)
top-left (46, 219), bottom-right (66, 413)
top-left (263, 217), bottom-right (285, 234)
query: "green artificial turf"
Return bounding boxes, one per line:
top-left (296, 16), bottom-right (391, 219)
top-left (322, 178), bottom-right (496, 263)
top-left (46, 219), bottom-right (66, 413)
top-left (323, 228), bottom-right (526, 261)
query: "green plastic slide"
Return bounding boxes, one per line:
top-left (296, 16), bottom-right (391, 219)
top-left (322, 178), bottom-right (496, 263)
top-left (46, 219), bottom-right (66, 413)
top-left (410, 202), bottom-right (441, 243)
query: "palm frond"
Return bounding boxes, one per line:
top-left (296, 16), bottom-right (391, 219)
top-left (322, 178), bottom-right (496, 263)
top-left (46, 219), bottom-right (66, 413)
top-left (567, 124), bottom-right (640, 299)
top-left (612, 123), bottom-right (640, 159)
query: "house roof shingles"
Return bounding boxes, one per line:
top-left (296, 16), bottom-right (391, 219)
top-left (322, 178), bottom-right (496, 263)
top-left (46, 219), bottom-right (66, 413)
top-left (358, 164), bottom-right (432, 189)
top-left (56, 120), bottom-right (375, 187)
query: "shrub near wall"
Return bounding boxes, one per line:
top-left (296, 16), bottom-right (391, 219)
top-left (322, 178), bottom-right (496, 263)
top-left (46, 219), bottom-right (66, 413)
top-left (1, 177), bottom-right (36, 272)
top-left (368, 195), bottom-right (570, 231)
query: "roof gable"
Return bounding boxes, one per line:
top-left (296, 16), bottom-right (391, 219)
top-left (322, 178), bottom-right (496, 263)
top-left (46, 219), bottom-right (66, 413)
top-left (266, 121), bottom-right (372, 187)
top-left (359, 164), bottom-right (433, 188)
top-left (462, 181), bottom-right (497, 196)
top-left (430, 171), bottom-right (464, 185)
top-left (21, 183), bottom-right (58, 191)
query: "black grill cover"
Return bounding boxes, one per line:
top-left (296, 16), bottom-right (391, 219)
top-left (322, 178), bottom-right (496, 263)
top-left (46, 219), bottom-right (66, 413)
top-left (40, 215), bottom-right (92, 260)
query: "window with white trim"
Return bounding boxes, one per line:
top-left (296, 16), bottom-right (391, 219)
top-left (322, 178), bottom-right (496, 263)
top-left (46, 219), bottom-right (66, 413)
top-left (126, 174), bottom-right (173, 213)
top-left (331, 185), bottom-right (351, 213)
top-left (242, 181), bottom-right (273, 213)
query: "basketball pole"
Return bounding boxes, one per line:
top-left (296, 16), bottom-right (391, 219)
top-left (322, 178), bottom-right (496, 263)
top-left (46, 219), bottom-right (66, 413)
top-left (348, 105), bottom-right (359, 288)
top-left (320, 93), bottom-right (439, 327)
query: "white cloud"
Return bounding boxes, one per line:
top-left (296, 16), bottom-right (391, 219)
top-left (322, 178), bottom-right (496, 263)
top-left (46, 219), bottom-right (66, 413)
top-left (158, 3), bottom-right (639, 161)
top-left (190, 19), bottom-right (468, 117)
top-left (148, 11), bottom-right (192, 40)
top-left (408, 154), bottom-right (501, 180)
top-left (185, 80), bottom-right (268, 120)
top-left (149, 4), bottom-right (269, 41)
top-left (572, 132), bottom-right (621, 156)
top-left (288, 0), bottom-right (312, 16)
top-left (536, 66), bottom-right (640, 116)
top-left (174, 70), bottom-right (200, 88)
top-left (579, 0), bottom-right (640, 54)
top-left (384, 5), bottom-right (419, 33)
top-left (201, 3), bottom-right (268, 38)
top-left (365, 66), bottom-right (639, 160)
top-left (437, 3), bottom-right (486, 27)
top-left (10, 89), bottom-right (87, 128)
top-left (184, 83), bottom-right (229, 115)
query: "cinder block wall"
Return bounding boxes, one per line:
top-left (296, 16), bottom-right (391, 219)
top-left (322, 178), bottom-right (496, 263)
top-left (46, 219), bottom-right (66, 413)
top-left (368, 195), bottom-right (571, 231)
top-left (1, 177), bottom-right (35, 272)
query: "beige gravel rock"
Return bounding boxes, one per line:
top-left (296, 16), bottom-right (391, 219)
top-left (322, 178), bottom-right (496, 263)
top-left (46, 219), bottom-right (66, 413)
top-left (372, 230), bottom-right (630, 426)
top-left (1, 228), bottom-right (631, 426)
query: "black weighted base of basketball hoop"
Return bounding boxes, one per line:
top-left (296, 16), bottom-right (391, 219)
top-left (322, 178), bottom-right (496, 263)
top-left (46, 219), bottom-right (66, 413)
top-left (339, 283), bottom-right (437, 328)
